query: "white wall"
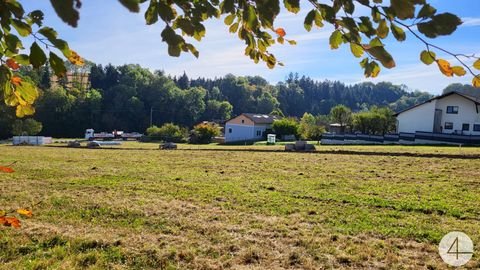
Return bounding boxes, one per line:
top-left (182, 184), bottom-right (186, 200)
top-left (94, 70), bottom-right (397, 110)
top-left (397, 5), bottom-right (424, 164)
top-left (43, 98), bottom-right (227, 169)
top-left (435, 94), bottom-right (480, 135)
top-left (253, 125), bottom-right (269, 139)
top-left (225, 123), bottom-right (254, 142)
top-left (397, 100), bottom-right (437, 133)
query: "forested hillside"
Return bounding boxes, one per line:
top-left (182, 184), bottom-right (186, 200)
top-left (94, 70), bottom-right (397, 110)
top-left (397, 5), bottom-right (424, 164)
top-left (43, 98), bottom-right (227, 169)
top-left (0, 63), bottom-right (433, 138)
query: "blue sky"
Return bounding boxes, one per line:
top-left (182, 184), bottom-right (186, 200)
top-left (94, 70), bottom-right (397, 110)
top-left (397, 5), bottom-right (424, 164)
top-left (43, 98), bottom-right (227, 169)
top-left (22, 1), bottom-right (480, 94)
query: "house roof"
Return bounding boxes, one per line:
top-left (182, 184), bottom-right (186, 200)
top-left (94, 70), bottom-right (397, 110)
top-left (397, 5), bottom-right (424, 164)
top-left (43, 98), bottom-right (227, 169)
top-left (394, 91), bottom-right (480, 116)
top-left (230, 113), bottom-right (279, 125)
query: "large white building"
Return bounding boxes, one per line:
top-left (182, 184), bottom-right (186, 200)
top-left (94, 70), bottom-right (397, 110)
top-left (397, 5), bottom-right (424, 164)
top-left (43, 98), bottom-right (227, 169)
top-left (396, 91), bottom-right (480, 135)
top-left (224, 113), bottom-right (279, 143)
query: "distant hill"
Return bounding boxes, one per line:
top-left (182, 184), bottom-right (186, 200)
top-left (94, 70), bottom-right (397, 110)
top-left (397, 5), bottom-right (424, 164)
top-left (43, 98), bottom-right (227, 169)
top-left (442, 83), bottom-right (480, 98)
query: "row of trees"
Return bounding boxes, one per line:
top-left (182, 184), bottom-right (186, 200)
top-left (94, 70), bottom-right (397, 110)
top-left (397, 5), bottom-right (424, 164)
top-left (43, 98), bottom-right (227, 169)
top-left (329, 105), bottom-right (397, 135)
top-left (271, 104), bottom-right (397, 141)
top-left (0, 62), bottom-right (440, 139)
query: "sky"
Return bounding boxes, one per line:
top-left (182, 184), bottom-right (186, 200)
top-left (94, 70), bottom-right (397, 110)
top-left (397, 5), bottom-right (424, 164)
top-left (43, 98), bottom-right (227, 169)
top-left (22, 0), bottom-right (480, 94)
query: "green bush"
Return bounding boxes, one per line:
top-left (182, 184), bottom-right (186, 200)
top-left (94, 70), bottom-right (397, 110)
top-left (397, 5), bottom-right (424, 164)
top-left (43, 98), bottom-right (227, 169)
top-left (299, 113), bottom-right (326, 140)
top-left (272, 118), bottom-right (299, 139)
top-left (146, 123), bottom-right (187, 142)
top-left (189, 122), bottom-right (220, 144)
top-left (11, 118), bottom-right (43, 136)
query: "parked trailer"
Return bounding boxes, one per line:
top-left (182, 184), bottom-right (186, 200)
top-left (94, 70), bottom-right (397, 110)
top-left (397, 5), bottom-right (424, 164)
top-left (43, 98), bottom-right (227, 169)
top-left (85, 129), bottom-right (143, 141)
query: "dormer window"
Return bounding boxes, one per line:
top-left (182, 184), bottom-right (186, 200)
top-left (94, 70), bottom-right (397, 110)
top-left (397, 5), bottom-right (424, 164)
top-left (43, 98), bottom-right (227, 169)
top-left (446, 106), bottom-right (459, 114)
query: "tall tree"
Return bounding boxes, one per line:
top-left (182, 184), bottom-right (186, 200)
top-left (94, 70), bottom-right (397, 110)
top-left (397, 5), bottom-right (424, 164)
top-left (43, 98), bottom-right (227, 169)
top-left (330, 105), bottom-right (352, 133)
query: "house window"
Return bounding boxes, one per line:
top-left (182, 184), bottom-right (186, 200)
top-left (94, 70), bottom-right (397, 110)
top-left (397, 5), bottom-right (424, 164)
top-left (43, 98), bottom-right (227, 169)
top-left (256, 130), bottom-right (261, 136)
top-left (444, 122), bottom-right (453, 130)
top-left (474, 124), bottom-right (480, 132)
top-left (228, 128), bottom-right (232, 133)
top-left (446, 106), bottom-right (459, 114)
top-left (462, 123), bottom-right (470, 131)
top-left (241, 119), bottom-right (245, 123)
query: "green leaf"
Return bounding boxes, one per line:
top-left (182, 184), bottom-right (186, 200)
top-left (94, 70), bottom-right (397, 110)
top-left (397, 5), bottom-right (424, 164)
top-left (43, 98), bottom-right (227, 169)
top-left (49, 0), bottom-right (80, 27)
top-left (417, 13), bottom-right (462, 38)
top-left (329, 30), bottom-right (343, 49)
top-left (371, 7), bottom-right (381, 23)
top-left (52, 39), bottom-right (72, 58)
top-left (13, 54), bottom-right (30, 65)
top-left (186, 44), bottom-right (199, 58)
top-left (118, 0), bottom-right (140, 12)
top-left (417, 4), bottom-right (437, 19)
top-left (229, 22), bottom-right (239, 33)
top-left (30, 42), bottom-right (47, 68)
top-left (314, 10), bottom-right (323, 27)
top-left (283, 0), bottom-right (300, 13)
top-left (28, 10), bottom-right (44, 26)
top-left (420, 50), bottom-right (436, 65)
top-left (304, 10), bottom-right (315, 31)
top-left (168, 45), bottom-right (181, 57)
top-left (350, 43), bottom-right (364, 58)
top-left (390, 0), bottom-right (415, 20)
top-left (377, 19), bottom-right (389, 39)
top-left (366, 46), bottom-right (395, 68)
top-left (287, 39), bottom-right (297, 45)
top-left (5, 34), bottom-right (22, 53)
top-left (11, 19), bottom-right (32, 37)
top-left (343, 0), bottom-right (355, 14)
top-left (220, 0), bottom-right (235, 14)
top-left (49, 52), bottom-right (67, 77)
top-left (5, 1), bottom-right (25, 18)
top-left (244, 5), bottom-right (258, 31)
top-left (473, 59), bottom-right (480, 70)
top-left (369, 37), bottom-right (383, 48)
top-left (359, 16), bottom-right (375, 37)
top-left (158, 1), bottom-right (177, 22)
top-left (15, 80), bottom-right (38, 104)
top-left (38, 27), bottom-right (58, 41)
top-left (391, 23), bottom-right (406, 41)
top-left (193, 23), bottom-right (206, 41)
top-left (144, 0), bottom-right (158, 25)
top-left (224, 14), bottom-right (235, 25)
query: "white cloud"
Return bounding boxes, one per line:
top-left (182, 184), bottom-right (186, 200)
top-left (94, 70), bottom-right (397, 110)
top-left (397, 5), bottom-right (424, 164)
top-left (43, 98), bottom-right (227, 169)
top-left (461, 17), bottom-right (480, 27)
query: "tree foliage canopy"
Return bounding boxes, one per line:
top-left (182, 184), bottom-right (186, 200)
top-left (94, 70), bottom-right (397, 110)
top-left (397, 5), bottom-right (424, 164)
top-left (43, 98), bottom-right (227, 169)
top-left (1, 0), bottom-right (479, 118)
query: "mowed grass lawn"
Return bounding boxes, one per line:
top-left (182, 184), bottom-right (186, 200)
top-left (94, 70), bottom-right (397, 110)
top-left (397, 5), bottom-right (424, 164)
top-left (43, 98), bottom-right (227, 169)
top-left (1, 143), bottom-right (479, 269)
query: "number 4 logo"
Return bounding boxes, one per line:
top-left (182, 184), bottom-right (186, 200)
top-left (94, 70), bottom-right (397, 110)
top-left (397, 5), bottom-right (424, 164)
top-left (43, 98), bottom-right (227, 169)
top-left (439, 232), bottom-right (474, 267)
top-left (447, 236), bottom-right (474, 260)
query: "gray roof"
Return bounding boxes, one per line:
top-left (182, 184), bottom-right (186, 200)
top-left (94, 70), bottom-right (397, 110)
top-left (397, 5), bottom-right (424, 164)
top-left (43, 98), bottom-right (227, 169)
top-left (242, 113), bottom-right (279, 124)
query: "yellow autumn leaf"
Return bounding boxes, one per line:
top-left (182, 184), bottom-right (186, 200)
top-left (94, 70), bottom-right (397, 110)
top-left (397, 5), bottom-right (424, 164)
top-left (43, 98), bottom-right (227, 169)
top-left (68, 50), bottom-right (85, 66)
top-left (17, 209), bottom-right (33, 218)
top-left (14, 92), bottom-right (27, 106)
top-left (436, 59), bottom-right (453, 77)
top-left (451, 66), bottom-right (466, 76)
top-left (473, 76), bottom-right (480, 88)
top-left (473, 59), bottom-right (480, 70)
top-left (16, 104), bottom-right (35, 118)
top-left (371, 64), bottom-right (380, 78)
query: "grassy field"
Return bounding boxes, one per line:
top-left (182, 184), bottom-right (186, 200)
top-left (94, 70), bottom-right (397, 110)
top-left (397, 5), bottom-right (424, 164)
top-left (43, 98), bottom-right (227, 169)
top-left (1, 143), bottom-right (479, 269)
